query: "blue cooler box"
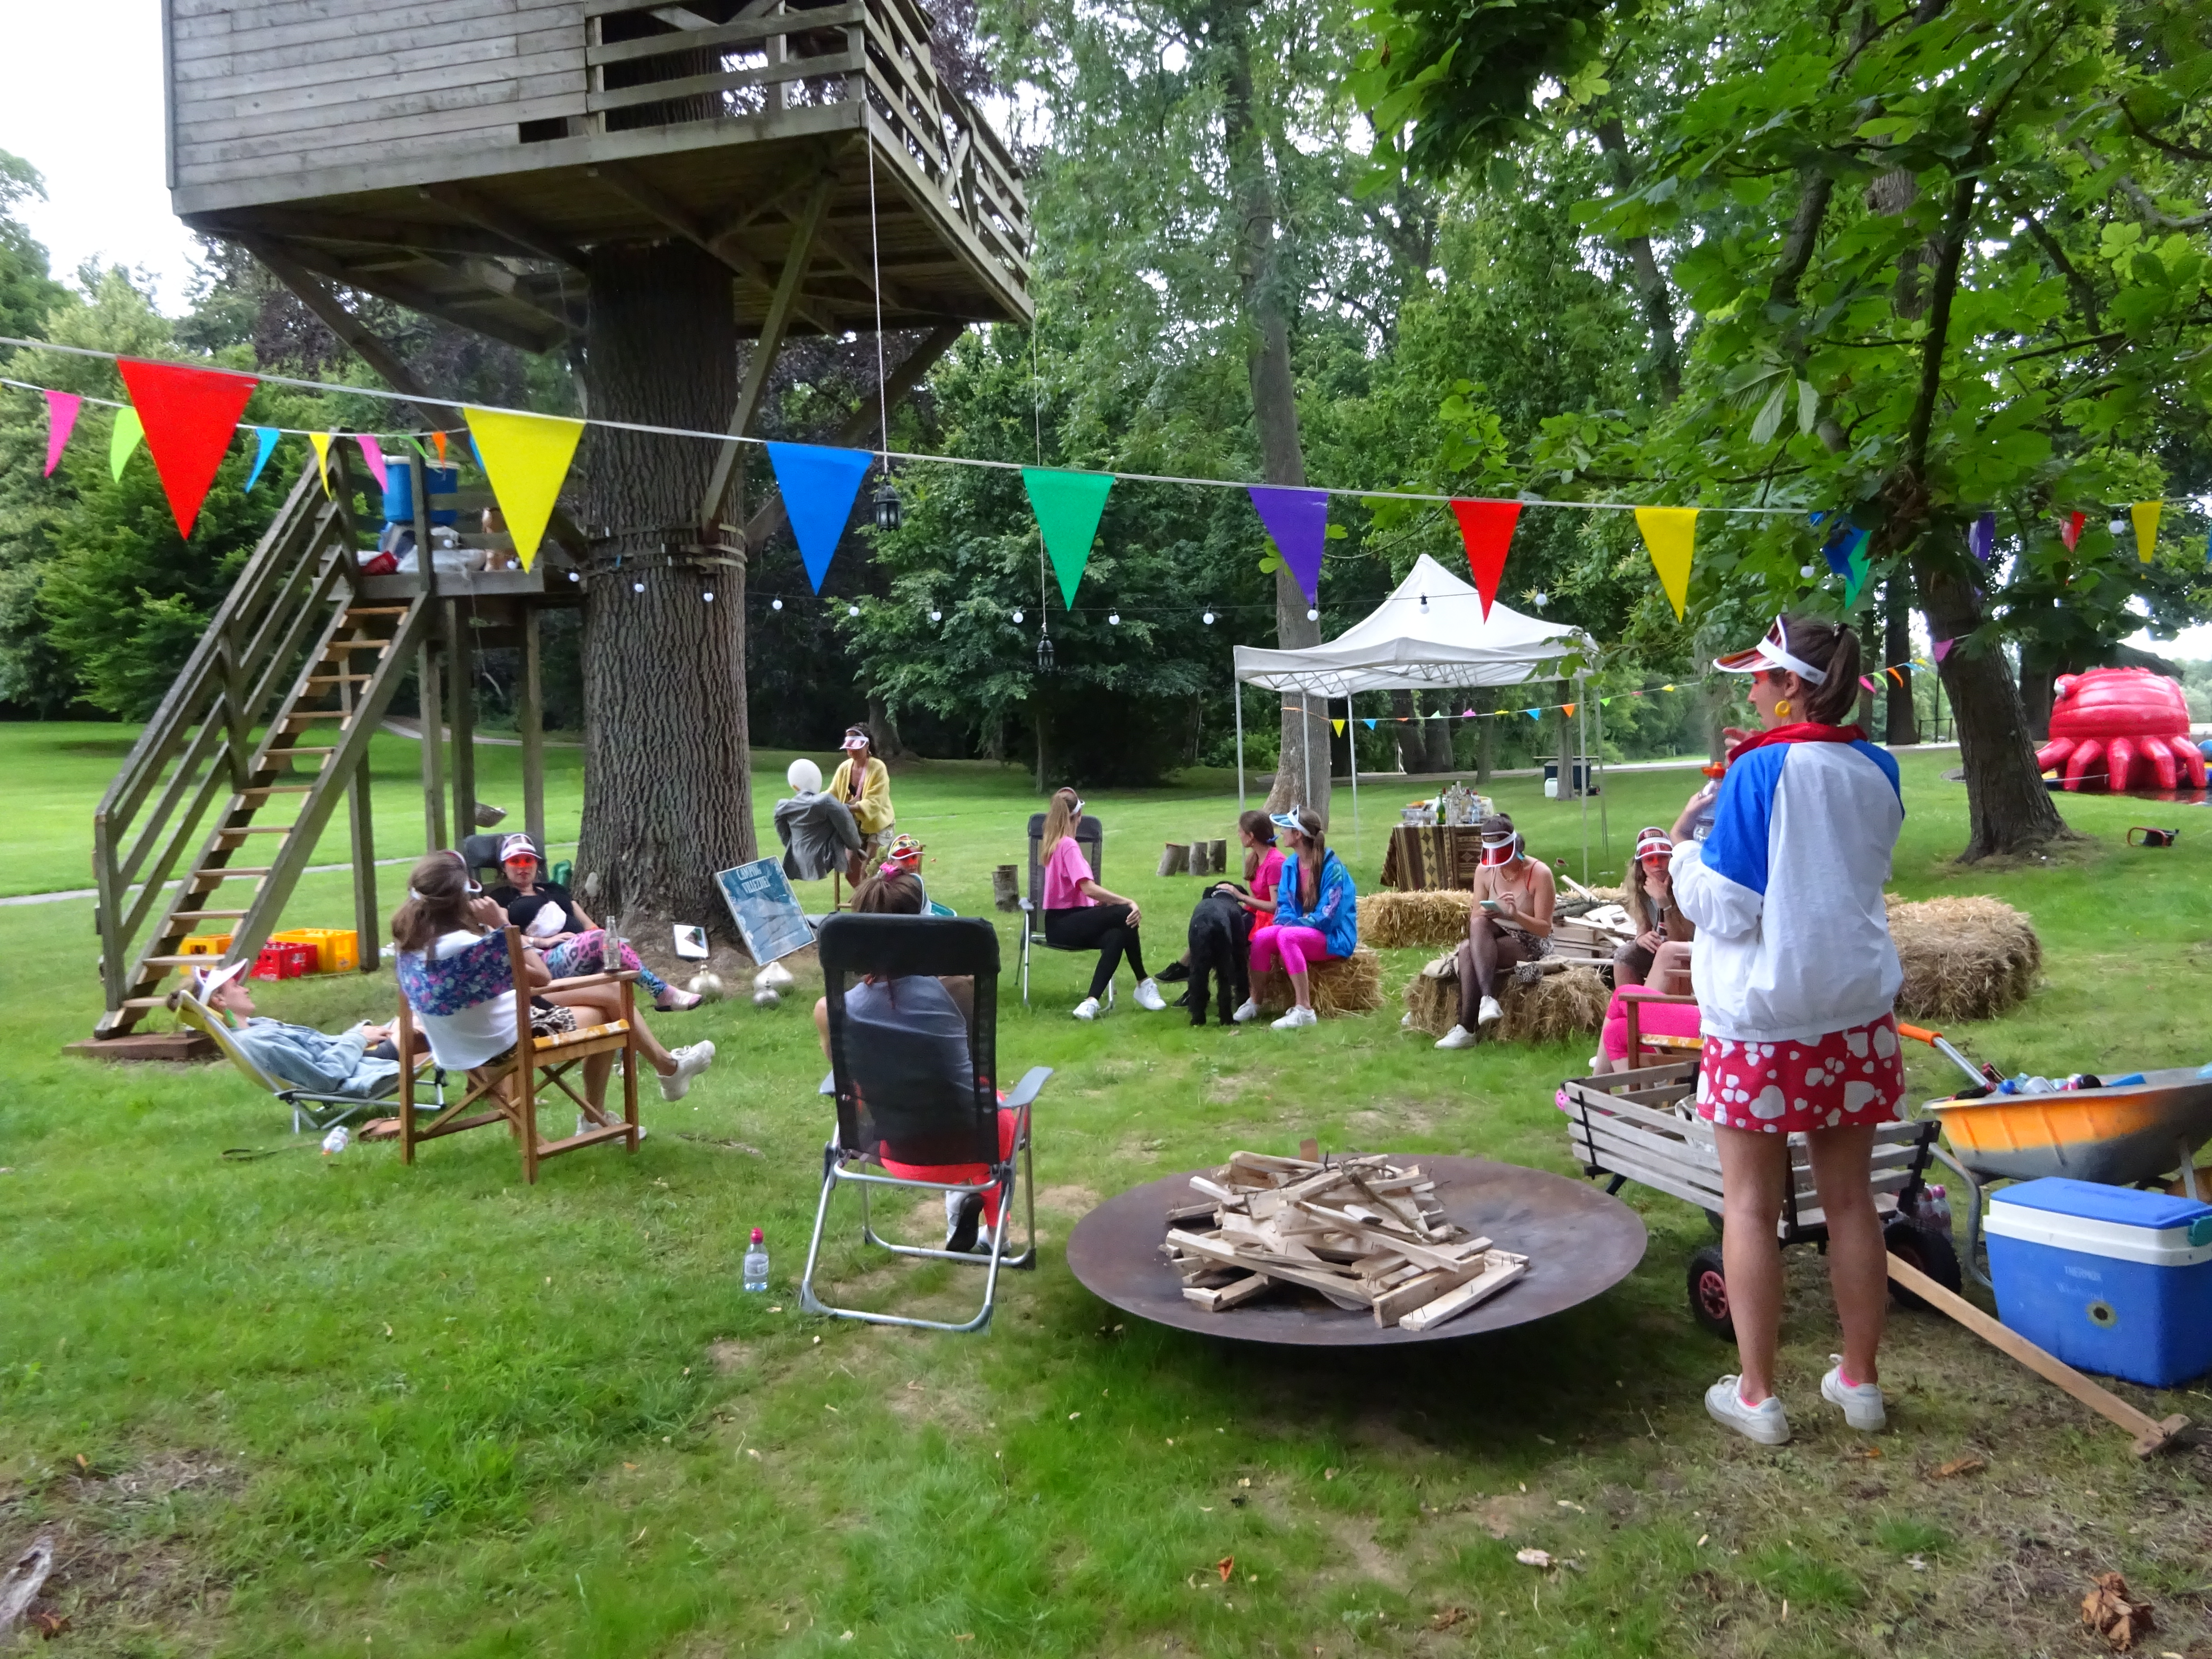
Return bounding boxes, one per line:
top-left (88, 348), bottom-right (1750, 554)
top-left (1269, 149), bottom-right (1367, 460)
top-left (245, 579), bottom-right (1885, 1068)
top-left (1986, 1178), bottom-right (2212, 1388)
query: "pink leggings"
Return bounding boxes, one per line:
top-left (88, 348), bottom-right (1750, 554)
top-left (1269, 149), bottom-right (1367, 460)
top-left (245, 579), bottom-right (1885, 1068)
top-left (1250, 924), bottom-right (1336, 978)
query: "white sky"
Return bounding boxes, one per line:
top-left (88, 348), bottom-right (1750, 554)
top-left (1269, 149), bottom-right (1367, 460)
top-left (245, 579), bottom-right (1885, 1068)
top-left (0, 0), bottom-right (200, 312)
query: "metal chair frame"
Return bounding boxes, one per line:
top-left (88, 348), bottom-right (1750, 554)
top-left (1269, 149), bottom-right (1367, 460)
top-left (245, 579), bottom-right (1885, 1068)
top-left (173, 987), bottom-right (438, 1134)
top-left (798, 914), bottom-right (1051, 1333)
top-left (1016, 812), bottom-right (1104, 1007)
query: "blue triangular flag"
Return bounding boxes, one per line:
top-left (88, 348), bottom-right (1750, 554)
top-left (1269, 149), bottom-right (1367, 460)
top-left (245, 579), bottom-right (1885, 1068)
top-left (1248, 484), bottom-right (1329, 606)
top-left (243, 426), bottom-right (281, 493)
top-left (1363, 718), bottom-right (1376, 730)
top-left (766, 442), bottom-right (873, 592)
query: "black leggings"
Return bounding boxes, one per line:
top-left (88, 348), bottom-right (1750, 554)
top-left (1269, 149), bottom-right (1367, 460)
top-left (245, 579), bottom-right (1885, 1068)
top-left (1045, 904), bottom-right (1148, 1000)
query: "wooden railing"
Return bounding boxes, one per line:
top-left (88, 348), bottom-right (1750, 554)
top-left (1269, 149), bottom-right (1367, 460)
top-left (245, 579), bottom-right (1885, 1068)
top-left (583, 0), bottom-right (1030, 295)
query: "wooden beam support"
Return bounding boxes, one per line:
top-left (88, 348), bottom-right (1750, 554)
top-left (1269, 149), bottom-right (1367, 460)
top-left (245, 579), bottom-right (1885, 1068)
top-left (419, 183), bottom-right (589, 272)
top-left (521, 609), bottom-right (547, 854)
top-left (192, 211), bottom-right (526, 261)
top-left (698, 175), bottom-right (835, 527)
top-left (447, 601), bottom-right (478, 847)
top-left (740, 321), bottom-right (962, 548)
top-left (593, 160), bottom-right (839, 335)
top-left (249, 235), bottom-right (565, 355)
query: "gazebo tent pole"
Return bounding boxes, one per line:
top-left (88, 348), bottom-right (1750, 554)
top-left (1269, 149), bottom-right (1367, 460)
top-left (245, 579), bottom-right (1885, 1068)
top-left (1576, 674), bottom-right (1591, 883)
top-left (1302, 692), bottom-right (1313, 812)
top-left (1234, 668), bottom-right (1246, 814)
top-left (1593, 676), bottom-right (1611, 874)
top-left (1347, 693), bottom-right (1358, 849)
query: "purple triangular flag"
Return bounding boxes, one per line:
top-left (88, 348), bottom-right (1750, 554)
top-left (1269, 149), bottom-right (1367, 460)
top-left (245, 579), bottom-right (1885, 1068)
top-left (1248, 485), bottom-right (1329, 606)
top-left (1931, 637), bottom-right (1954, 663)
top-left (1968, 511), bottom-right (1996, 562)
top-left (42, 390), bottom-right (80, 477)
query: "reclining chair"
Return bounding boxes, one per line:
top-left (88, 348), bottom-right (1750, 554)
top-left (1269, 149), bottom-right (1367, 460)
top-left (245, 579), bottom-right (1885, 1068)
top-left (173, 987), bottom-right (440, 1135)
top-left (799, 914), bottom-right (1051, 1333)
top-left (1016, 810), bottom-right (1104, 1007)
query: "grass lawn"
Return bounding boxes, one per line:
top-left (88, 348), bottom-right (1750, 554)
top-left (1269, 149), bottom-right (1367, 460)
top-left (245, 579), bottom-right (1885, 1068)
top-left (3, 727), bottom-right (2210, 1657)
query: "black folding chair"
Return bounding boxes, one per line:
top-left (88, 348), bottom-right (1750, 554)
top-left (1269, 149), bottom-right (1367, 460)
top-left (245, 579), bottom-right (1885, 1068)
top-left (799, 914), bottom-right (1050, 1333)
top-left (460, 831), bottom-right (544, 886)
top-left (1016, 811), bottom-right (1105, 1007)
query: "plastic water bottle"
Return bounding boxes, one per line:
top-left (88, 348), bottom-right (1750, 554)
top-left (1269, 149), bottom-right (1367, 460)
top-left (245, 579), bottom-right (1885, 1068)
top-left (320, 1125), bottom-right (351, 1156)
top-left (742, 1228), bottom-right (769, 1293)
top-left (1912, 1183), bottom-right (1951, 1236)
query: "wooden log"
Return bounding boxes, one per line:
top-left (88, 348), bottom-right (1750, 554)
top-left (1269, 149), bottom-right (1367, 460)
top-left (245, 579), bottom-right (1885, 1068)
top-left (1884, 1256), bottom-right (2193, 1457)
top-left (1184, 1274), bottom-right (1274, 1311)
top-left (1209, 839), bottom-right (1229, 876)
top-left (992, 864), bottom-right (1020, 911)
top-left (1372, 1259), bottom-right (1489, 1326)
top-left (1159, 842), bottom-right (1191, 876)
top-left (1398, 1255), bottom-right (1529, 1332)
top-left (1165, 1228), bottom-right (1376, 1307)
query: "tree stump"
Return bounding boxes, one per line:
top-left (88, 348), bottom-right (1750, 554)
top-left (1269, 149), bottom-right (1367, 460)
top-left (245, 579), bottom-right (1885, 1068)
top-left (1158, 843), bottom-right (1191, 876)
top-left (992, 864), bottom-right (1020, 911)
top-left (1207, 839), bottom-right (1229, 876)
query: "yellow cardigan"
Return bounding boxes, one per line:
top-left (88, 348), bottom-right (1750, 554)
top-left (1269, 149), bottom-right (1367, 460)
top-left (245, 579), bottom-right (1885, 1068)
top-left (828, 755), bottom-right (895, 836)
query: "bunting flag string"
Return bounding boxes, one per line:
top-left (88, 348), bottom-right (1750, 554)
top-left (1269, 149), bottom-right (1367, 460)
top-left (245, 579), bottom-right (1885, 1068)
top-left (1448, 498), bottom-right (1520, 619)
top-left (1248, 485), bottom-right (1330, 607)
top-left (108, 406), bottom-right (142, 482)
top-left (468, 408), bottom-right (585, 573)
top-left (765, 441), bottom-right (872, 592)
top-left (42, 390), bottom-right (79, 477)
top-left (1633, 506), bottom-right (1699, 620)
top-left (2132, 500), bottom-right (2162, 563)
top-left (1024, 467), bottom-right (1115, 607)
top-left (243, 427), bottom-right (281, 494)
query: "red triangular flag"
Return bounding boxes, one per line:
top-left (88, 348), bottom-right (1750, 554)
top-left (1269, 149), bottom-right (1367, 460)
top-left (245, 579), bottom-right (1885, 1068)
top-left (115, 357), bottom-right (260, 538)
top-left (1448, 499), bottom-right (1522, 619)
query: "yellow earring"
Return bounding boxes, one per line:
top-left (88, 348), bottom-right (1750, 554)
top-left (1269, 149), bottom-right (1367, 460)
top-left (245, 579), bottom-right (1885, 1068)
top-left (1775, 698), bottom-right (1792, 718)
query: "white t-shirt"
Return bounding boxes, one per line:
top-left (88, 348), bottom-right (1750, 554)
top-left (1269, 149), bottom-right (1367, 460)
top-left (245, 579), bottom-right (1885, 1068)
top-left (413, 929), bottom-right (520, 1071)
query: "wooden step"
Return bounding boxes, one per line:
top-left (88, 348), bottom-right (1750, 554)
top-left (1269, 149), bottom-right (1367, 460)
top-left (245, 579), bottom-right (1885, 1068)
top-left (141, 954), bottom-right (212, 967)
top-left (269, 746), bottom-right (336, 758)
top-left (118, 997), bottom-right (176, 1011)
top-left (344, 605), bottom-right (412, 618)
top-left (281, 712), bottom-right (349, 731)
top-left (235, 785), bottom-right (314, 797)
top-left (170, 909), bottom-right (248, 920)
top-left (216, 825), bottom-right (291, 838)
top-left (323, 639), bottom-right (392, 652)
top-left (191, 867), bottom-right (273, 881)
top-left (304, 674), bottom-right (371, 687)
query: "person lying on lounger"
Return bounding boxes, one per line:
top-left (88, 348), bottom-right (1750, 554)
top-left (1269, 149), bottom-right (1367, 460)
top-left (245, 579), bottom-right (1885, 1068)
top-left (170, 959), bottom-right (403, 1099)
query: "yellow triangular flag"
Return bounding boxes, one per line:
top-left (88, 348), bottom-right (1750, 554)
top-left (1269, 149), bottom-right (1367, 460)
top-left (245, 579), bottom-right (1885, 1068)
top-left (2132, 500), bottom-right (2162, 564)
top-left (108, 406), bottom-right (143, 481)
top-left (1331, 718), bottom-right (1345, 736)
top-left (308, 431), bottom-right (334, 496)
top-left (464, 407), bottom-right (584, 571)
top-left (1634, 507), bottom-right (1700, 619)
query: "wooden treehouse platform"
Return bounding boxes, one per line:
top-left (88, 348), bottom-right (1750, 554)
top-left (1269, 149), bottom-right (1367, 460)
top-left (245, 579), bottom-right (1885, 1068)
top-left (165, 0), bottom-right (1034, 351)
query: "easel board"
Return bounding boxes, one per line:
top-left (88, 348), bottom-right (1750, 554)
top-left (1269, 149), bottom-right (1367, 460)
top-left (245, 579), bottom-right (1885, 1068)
top-left (715, 860), bottom-right (815, 965)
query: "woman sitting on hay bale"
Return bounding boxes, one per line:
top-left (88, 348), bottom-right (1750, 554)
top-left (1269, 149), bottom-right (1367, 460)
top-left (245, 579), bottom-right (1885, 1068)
top-left (1434, 814), bottom-right (1557, 1050)
top-left (1589, 827), bottom-right (1701, 1074)
top-left (1233, 807), bottom-right (1357, 1031)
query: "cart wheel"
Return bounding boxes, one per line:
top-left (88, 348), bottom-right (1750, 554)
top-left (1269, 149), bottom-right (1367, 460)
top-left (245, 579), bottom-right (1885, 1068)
top-left (1884, 1217), bottom-right (1964, 1310)
top-left (1687, 1245), bottom-right (1735, 1341)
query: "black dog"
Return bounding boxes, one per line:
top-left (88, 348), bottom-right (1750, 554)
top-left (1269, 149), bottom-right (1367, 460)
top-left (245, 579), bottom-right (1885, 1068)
top-left (1184, 881), bottom-right (1253, 1026)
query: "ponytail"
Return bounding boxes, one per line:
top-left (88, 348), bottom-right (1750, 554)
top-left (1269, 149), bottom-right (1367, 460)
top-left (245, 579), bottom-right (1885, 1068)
top-left (1772, 614), bottom-right (1863, 726)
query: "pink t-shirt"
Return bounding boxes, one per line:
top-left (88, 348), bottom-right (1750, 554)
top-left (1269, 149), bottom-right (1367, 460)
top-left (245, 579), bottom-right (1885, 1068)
top-left (1250, 847), bottom-right (1284, 903)
top-left (1041, 835), bottom-right (1095, 910)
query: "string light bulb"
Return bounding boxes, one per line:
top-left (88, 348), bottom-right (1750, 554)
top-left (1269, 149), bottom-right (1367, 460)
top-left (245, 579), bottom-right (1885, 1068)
top-left (929, 606), bottom-right (942, 623)
top-left (1108, 610), bottom-right (1120, 626)
top-left (1532, 590), bottom-right (1549, 608)
top-left (1012, 607), bottom-right (1025, 624)
top-left (633, 580), bottom-right (645, 593)
top-left (848, 604), bottom-right (860, 618)
top-left (1202, 609), bottom-right (1215, 625)
top-left (703, 590), bottom-right (715, 602)
top-left (2108, 516), bottom-right (2127, 535)
top-left (1800, 564), bottom-right (1817, 579)
top-left (1306, 606), bottom-right (1318, 622)
top-left (771, 597), bottom-right (784, 611)
top-left (1418, 592), bottom-right (1429, 614)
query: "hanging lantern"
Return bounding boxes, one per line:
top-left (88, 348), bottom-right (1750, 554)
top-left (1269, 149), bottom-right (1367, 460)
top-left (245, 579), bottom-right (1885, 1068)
top-left (872, 480), bottom-right (902, 532)
top-left (1036, 631), bottom-right (1056, 674)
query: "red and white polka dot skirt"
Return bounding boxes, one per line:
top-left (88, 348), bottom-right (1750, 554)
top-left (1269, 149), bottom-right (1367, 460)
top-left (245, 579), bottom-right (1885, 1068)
top-left (1694, 1014), bottom-right (1907, 1134)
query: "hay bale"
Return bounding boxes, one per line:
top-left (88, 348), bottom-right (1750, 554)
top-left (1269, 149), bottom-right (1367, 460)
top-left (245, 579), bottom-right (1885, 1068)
top-left (1400, 951), bottom-right (1607, 1043)
top-left (1359, 889), bottom-right (1474, 950)
top-left (1887, 894), bottom-right (2041, 1022)
top-left (1252, 946), bottom-right (1385, 1017)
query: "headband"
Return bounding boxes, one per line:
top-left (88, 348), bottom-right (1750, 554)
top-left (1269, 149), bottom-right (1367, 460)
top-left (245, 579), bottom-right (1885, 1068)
top-left (1714, 616), bottom-right (1829, 685)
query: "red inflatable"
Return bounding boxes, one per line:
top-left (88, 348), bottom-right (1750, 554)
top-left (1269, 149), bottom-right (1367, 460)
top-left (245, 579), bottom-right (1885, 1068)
top-left (2035, 667), bottom-right (2207, 792)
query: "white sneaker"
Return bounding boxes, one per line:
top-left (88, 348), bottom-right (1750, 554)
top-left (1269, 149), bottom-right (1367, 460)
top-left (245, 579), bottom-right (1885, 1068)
top-left (1704, 1375), bottom-right (1790, 1445)
top-left (1072, 997), bottom-right (1101, 1021)
top-left (1231, 998), bottom-right (1260, 1024)
top-left (1476, 995), bottom-right (1503, 1026)
top-left (658, 1040), bottom-right (715, 1102)
top-left (1821, 1357), bottom-right (1887, 1431)
top-left (1270, 1005), bottom-right (1318, 1031)
top-left (1134, 977), bottom-right (1167, 1012)
top-left (1401, 1012), bottom-right (1414, 1029)
top-left (1434, 1025), bottom-right (1478, 1050)
top-left (576, 1110), bottom-right (643, 1141)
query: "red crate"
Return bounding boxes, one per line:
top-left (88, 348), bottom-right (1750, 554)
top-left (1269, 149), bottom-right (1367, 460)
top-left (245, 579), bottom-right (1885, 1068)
top-left (250, 941), bottom-right (316, 981)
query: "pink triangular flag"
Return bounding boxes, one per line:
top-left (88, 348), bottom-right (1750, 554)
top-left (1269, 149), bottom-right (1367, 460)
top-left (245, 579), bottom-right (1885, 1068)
top-left (355, 434), bottom-right (389, 492)
top-left (1931, 638), bottom-right (1953, 663)
top-left (42, 391), bottom-right (81, 477)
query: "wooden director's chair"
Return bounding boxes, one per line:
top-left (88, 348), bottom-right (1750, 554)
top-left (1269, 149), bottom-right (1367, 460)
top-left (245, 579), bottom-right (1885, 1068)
top-left (394, 926), bottom-right (642, 1183)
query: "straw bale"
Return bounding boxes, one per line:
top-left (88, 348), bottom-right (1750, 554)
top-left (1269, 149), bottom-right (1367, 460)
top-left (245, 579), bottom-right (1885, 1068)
top-left (1252, 946), bottom-right (1385, 1017)
top-left (1359, 889), bottom-right (1474, 950)
top-left (1400, 954), bottom-right (1609, 1043)
top-left (1886, 894), bottom-right (2041, 1022)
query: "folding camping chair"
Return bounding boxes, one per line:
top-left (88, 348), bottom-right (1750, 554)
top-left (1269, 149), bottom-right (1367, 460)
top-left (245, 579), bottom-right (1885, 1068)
top-left (1016, 811), bottom-right (1104, 1006)
top-left (394, 925), bottom-right (642, 1184)
top-left (799, 914), bottom-right (1052, 1333)
top-left (1623, 990), bottom-right (1703, 1070)
top-left (173, 989), bottom-right (439, 1135)
top-left (460, 832), bottom-right (544, 886)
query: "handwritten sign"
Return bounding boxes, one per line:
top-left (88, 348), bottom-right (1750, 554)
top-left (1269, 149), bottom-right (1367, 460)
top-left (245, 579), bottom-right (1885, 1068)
top-left (715, 859), bottom-right (815, 965)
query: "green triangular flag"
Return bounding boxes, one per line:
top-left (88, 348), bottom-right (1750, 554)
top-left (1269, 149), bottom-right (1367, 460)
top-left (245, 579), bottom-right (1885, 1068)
top-left (1844, 542), bottom-right (1872, 609)
top-left (1022, 467), bottom-right (1114, 608)
top-left (109, 405), bottom-right (144, 481)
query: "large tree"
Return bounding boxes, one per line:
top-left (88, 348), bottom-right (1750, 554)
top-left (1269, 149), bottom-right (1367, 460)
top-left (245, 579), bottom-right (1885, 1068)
top-left (1355, 0), bottom-right (2212, 859)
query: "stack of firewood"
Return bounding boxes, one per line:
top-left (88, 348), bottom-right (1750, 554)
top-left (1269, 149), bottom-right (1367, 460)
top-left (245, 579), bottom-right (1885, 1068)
top-left (1161, 1151), bottom-right (1528, 1331)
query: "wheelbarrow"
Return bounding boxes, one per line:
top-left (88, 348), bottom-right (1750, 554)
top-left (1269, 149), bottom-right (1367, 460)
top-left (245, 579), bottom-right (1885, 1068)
top-left (1558, 1060), bottom-right (1960, 1341)
top-left (1902, 1022), bottom-right (2212, 1286)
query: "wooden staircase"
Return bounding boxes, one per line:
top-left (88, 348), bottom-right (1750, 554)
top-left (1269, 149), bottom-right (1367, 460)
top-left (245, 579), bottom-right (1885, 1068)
top-left (92, 468), bottom-right (434, 1037)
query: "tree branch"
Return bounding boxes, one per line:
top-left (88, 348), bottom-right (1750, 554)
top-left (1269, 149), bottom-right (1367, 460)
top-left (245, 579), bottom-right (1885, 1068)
top-left (2121, 99), bottom-right (2212, 164)
top-left (2005, 199), bottom-right (2102, 328)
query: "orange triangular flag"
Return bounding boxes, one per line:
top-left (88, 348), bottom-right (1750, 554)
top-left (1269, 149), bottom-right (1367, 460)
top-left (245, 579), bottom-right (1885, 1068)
top-left (1448, 499), bottom-right (1522, 619)
top-left (431, 430), bottom-right (448, 463)
top-left (114, 357), bottom-right (259, 537)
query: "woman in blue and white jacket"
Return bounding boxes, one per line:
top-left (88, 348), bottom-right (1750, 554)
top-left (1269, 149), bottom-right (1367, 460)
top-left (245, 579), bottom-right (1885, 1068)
top-left (1669, 615), bottom-right (1906, 1448)
top-left (1235, 807), bottom-right (1357, 1031)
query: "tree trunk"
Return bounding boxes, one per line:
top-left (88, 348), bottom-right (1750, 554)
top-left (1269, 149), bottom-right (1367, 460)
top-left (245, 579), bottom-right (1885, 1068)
top-left (1475, 690), bottom-right (1494, 782)
top-left (2018, 648), bottom-right (2056, 740)
top-left (1914, 555), bottom-right (2071, 860)
top-left (867, 695), bottom-right (908, 760)
top-left (1214, 0), bottom-right (1326, 821)
top-left (1594, 115), bottom-right (1682, 405)
top-left (1421, 690), bottom-right (1456, 774)
top-left (575, 242), bottom-right (750, 937)
top-left (1884, 583), bottom-right (1920, 745)
top-left (1858, 610), bottom-right (1879, 731)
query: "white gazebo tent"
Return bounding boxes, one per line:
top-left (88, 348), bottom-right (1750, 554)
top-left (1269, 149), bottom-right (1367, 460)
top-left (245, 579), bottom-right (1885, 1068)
top-left (1231, 553), bottom-right (1609, 875)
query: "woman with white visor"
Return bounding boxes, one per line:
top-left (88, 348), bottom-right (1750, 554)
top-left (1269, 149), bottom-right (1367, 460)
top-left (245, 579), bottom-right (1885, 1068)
top-left (1434, 813), bottom-right (1556, 1049)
